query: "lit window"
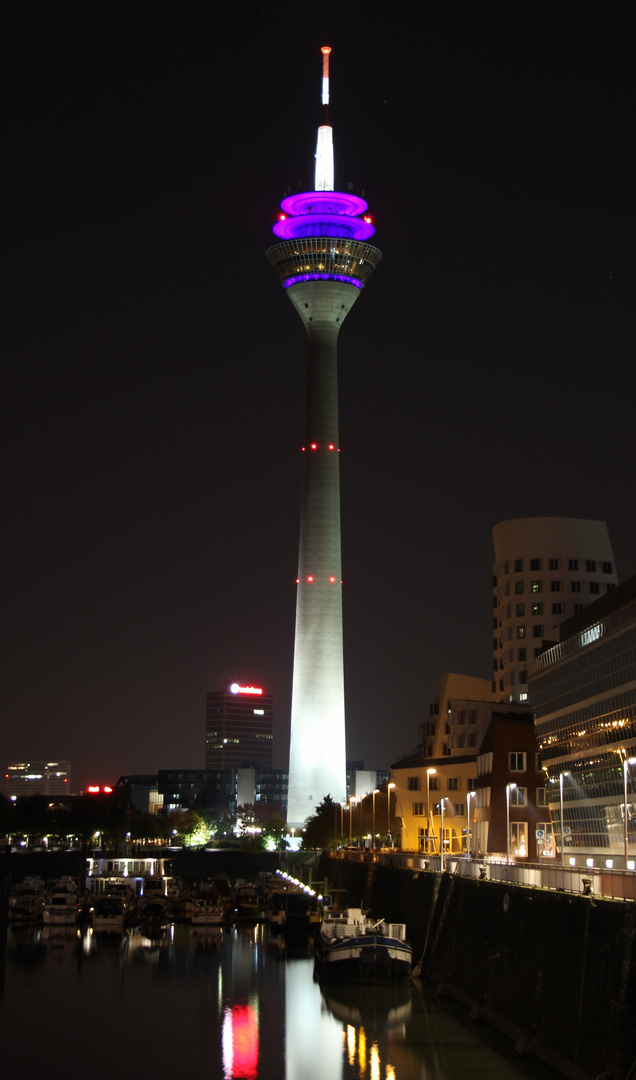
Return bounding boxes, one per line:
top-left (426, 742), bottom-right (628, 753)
top-left (531, 580), bottom-right (542, 593)
top-left (509, 786), bottom-right (527, 806)
top-left (531, 602), bottom-right (543, 616)
top-left (517, 626), bottom-right (526, 639)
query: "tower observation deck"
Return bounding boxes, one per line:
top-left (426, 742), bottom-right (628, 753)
top-left (266, 48), bottom-right (381, 829)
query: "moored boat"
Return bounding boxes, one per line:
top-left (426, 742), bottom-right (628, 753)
top-left (91, 894), bottom-right (128, 934)
top-left (314, 908), bottom-right (412, 984)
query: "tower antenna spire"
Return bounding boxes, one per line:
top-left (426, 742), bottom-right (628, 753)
top-left (315, 46), bottom-right (334, 191)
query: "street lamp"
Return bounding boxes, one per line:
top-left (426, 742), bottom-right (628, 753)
top-left (372, 788), bottom-right (379, 849)
top-left (439, 798), bottom-right (445, 871)
top-left (340, 801), bottom-right (345, 843)
top-left (623, 756), bottom-right (636, 868)
top-left (387, 783), bottom-right (396, 848)
top-left (559, 771), bottom-right (570, 868)
top-left (349, 796), bottom-right (356, 847)
top-left (467, 790), bottom-right (476, 859)
top-left (426, 769), bottom-right (436, 855)
top-left (506, 783), bottom-right (516, 863)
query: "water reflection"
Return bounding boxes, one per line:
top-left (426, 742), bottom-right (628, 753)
top-left (0, 923), bottom-right (559, 1080)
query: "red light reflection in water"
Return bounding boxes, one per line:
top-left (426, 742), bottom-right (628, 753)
top-left (222, 1002), bottom-right (259, 1079)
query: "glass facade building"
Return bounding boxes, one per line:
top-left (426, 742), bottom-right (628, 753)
top-left (528, 575), bottom-right (636, 867)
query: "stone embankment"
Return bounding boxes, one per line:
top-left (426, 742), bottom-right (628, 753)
top-left (319, 852), bottom-right (635, 1080)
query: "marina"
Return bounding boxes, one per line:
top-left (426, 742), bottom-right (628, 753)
top-left (0, 917), bottom-right (561, 1080)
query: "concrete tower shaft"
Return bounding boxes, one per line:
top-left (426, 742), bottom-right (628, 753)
top-left (285, 280), bottom-right (360, 824)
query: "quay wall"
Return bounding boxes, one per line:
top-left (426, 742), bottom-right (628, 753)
top-left (320, 853), bottom-right (636, 1080)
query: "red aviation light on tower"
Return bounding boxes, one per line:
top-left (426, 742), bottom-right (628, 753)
top-left (230, 683), bottom-right (264, 696)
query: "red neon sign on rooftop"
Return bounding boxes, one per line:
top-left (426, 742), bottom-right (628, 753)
top-left (230, 683), bottom-right (263, 696)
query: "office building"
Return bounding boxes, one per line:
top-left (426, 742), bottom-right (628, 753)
top-left (5, 760), bottom-right (71, 798)
top-left (529, 574), bottom-right (636, 868)
top-left (205, 682), bottom-right (273, 770)
top-left (266, 47), bottom-right (381, 826)
top-left (492, 517), bottom-right (618, 705)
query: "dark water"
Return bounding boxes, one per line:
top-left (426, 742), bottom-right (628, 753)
top-left (0, 922), bottom-right (561, 1080)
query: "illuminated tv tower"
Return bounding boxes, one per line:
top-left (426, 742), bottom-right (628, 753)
top-left (266, 48), bottom-right (382, 827)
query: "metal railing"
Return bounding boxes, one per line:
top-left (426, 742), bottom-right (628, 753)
top-left (330, 848), bottom-right (636, 900)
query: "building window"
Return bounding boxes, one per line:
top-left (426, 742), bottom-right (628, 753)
top-left (510, 786), bottom-right (527, 806)
top-left (407, 776), bottom-right (421, 791)
top-left (429, 777), bottom-right (439, 791)
top-left (536, 787), bottom-right (547, 807)
top-left (552, 602), bottom-right (563, 614)
top-left (455, 803), bottom-right (465, 816)
top-left (530, 558), bottom-right (542, 571)
top-left (549, 558), bottom-right (560, 570)
top-left (517, 648), bottom-right (527, 661)
top-left (510, 822), bottom-right (528, 857)
top-left (516, 603), bottom-right (525, 616)
top-left (514, 558), bottom-right (524, 572)
top-left (509, 752), bottom-right (527, 771)
top-left (533, 647), bottom-right (543, 658)
top-left (517, 626), bottom-right (526, 639)
top-left (569, 559), bottom-right (578, 571)
top-left (532, 624), bottom-right (544, 638)
top-left (469, 710), bottom-right (477, 724)
top-left (467, 778), bottom-right (476, 791)
top-left (519, 669), bottom-right (527, 683)
top-left (515, 581), bottom-right (524, 595)
top-left (574, 603), bottom-right (584, 613)
top-left (412, 802), bottom-right (424, 816)
top-left (531, 580), bottom-right (542, 593)
top-left (531, 602), bottom-right (543, 616)
top-left (550, 580), bottom-right (562, 592)
top-left (602, 561), bottom-right (612, 574)
top-left (457, 734), bottom-right (465, 748)
top-left (571, 580), bottom-right (581, 593)
top-left (447, 777), bottom-right (459, 791)
top-left (586, 560), bottom-right (596, 572)
top-left (467, 733), bottom-right (477, 747)
top-left (590, 581), bottom-right (600, 594)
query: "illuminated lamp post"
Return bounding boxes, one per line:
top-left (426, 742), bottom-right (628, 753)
top-left (439, 799), bottom-right (445, 871)
top-left (267, 47), bottom-right (381, 828)
top-left (506, 783), bottom-right (516, 864)
top-left (387, 783), bottom-right (396, 848)
top-left (426, 768), bottom-right (436, 855)
top-left (349, 796), bottom-right (356, 847)
top-left (623, 756), bottom-right (636, 869)
top-left (340, 801), bottom-right (346, 845)
top-left (559, 771), bottom-right (570, 868)
top-left (466, 790), bottom-right (476, 859)
top-left (372, 788), bottom-right (379, 850)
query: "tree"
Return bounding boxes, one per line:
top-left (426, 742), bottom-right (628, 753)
top-left (301, 795), bottom-right (339, 849)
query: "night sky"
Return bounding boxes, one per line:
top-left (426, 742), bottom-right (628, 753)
top-left (4, 4), bottom-right (634, 794)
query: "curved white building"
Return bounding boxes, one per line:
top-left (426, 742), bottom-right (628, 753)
top-left (492, 517), bottom-right (618, 705)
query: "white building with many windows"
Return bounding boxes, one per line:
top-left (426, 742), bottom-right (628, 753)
top-left (492, 518), bottom-right (618, 706)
